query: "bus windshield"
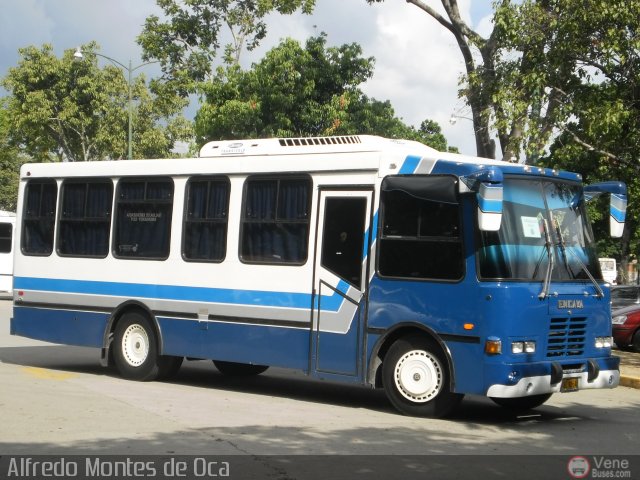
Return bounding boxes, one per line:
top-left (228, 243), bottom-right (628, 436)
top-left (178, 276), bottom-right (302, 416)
top-left (478, 177), bottom-right (601, 282)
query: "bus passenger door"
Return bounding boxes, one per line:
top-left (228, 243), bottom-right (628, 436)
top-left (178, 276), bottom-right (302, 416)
top-left (312, 188), bottom-right (373, 377)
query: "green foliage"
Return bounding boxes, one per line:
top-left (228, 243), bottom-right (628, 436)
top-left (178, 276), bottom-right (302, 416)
top-left (0, 102), bottom-right (25, 211)
top-left (368, 0), bottom-right (637, 269)
top-left (138, 0), bottom-right (316, 95)
top-left (533, 0), bottom-right (640, 271)
top-left (488, 0), bottom-right (638, 161)
top-left (1, 43), bottom-right (192, 162)
top-left (194, 35), bottom-right (453, 151)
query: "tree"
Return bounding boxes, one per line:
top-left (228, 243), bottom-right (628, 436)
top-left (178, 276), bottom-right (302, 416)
top-left (196, 35), bottom-right (369, 140)
top-left (366, 0), bottom-right (498, 158)
top-left (0, 102), bottom-right (24, 211)
top-left (138, 0), bottom-right (315, 95)
top-left (194, 35), bottom-right (455, 151)
top-left (534, 0), bottom-right (640, 276)
top-left (2, 43), bottom-right (192, 162)
top-left (366, 1), bottom-right (639, 165)
top-left (491, 0), bottom-right (640, 161)
top-left (139, 1), bottom-right (457, 150)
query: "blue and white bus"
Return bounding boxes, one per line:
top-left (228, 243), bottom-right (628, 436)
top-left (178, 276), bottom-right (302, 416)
top-left (10, 135), bottom-right (626, 417)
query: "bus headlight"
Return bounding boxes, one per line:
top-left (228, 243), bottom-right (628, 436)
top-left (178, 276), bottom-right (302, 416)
top-left (511, 341), bottom-right (536, 354)
top-left (595, 336), bottom-right (613, 348)
top-left (511, 341), bottom-right (524, 354)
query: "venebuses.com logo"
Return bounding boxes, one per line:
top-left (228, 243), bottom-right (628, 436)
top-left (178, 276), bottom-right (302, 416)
top-left (568, 456), bottom-right (632, 479)
top-left (568, 456), bottom-right (590, 478)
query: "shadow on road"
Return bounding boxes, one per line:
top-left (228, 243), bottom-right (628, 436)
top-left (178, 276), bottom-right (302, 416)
top-left (0, 344), bottom-right (104, 375)
top-left (2, 343), bottom-right (638, 437)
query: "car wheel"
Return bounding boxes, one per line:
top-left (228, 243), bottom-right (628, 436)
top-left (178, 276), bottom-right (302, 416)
top-left (631, 330), bottom-right (640, 353)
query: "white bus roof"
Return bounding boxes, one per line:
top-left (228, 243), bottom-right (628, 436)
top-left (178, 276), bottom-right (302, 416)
top-left (19, 134), bottom-right (521, 180)
top-left (198, 135), bottom-right (436, 157)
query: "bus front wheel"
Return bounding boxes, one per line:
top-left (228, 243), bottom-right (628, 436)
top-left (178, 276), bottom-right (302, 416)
top-left (382, 335), bottom-right (463, 418)
top-left (113, 312), bottom-right (179, 381)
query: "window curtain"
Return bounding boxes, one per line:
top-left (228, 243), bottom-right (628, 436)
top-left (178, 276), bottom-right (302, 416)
top-left (184, 179), bottom-right (229, 261)
top-left (242, 178), bottom-right (310, 263)
top-left (23, 181), bottom-right (57, 255)
top-left (59, 181), bottom-right (113, 257)
top-left (115, 179), bottom-right (173, 259)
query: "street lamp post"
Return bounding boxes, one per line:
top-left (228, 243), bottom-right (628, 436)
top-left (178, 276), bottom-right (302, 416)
top-left (449, 113), bottom-right (473, 125)
top-left (73, 48), bottom-right (158, 159)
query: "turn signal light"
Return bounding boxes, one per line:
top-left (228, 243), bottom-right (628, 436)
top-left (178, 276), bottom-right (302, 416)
top-left (485, 338), bottom-right (502, 355)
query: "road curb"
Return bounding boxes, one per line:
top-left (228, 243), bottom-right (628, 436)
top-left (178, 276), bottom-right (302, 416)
top-left (620, 375), bottom-right (640, 389)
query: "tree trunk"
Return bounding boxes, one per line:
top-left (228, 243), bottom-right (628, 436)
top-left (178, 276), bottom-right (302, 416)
top-left (406, 0), bottom-right (497, 158)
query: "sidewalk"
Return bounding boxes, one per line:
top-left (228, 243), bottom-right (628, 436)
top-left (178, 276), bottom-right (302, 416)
top-left (617, 348), bottom-right (640, 389)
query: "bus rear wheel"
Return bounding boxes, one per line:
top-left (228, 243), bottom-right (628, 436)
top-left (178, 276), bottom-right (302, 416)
top-left (114, 312), bottom-right (176, 381)
top-left (213, 360), bottom-right (269, 376)
top-left (382, 335), bottom-right (463, 418)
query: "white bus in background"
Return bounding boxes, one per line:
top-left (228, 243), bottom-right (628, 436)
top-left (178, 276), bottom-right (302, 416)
top-left (599, 257), bottom-right (617, 285)
top-left (0, 210), bottom-right (16, 297)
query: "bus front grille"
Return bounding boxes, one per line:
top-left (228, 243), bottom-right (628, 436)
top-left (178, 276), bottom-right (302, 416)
top-left (547, 317), bottom-right (587, 357)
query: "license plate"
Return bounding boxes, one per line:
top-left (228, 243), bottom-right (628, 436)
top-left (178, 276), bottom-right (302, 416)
top-left (561, 377), bottom-right (579, 392)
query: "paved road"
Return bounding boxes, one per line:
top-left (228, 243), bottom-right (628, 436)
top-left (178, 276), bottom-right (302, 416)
top-left (1, 299), bottom-right (639, 461)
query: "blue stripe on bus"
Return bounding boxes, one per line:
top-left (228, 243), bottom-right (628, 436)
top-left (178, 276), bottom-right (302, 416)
top-left (14, 276), bottom-right (349, 312)
top-left (610, 194), bottom-right (627, 223)
top-left (363, 211), bottom-right (379, 260)
top-left (399, 155), bottom-right (422, 174)
top-left (477, 197), bottom-right (503, 214)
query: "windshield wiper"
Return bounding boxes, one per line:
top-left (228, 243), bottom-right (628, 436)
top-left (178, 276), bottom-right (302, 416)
top-left (553, 218), bottom-right (572, 274)
top-left (538, 218), bottom-right (555, 300)
top-left (554, 220), bottom-right (604, 298)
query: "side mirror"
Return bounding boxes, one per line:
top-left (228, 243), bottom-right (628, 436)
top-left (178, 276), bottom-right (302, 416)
top-left (584, 181), bottom-right (627, 238)
top-left (460, 167), bottom-right (503, 232)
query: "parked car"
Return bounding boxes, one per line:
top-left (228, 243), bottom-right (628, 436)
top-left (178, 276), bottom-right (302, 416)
top-left (610, 285), bottom-right (640, 310)
top-left (612, 304), bottom-right (640, 352)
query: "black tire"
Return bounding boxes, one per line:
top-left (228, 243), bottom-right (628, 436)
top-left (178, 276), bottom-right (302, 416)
top-left (490, 393), bottom-right (552, 411)
top-left (631, 330), bottom-right (640, 353)
top-left (158, 355), bottom-right (183, 379)
top-left (213, 360), bottom-right (269, 376)
top-left (113, 312), bottom-right (163, 381)
top-left (382, 335), bottom-right (463, 418)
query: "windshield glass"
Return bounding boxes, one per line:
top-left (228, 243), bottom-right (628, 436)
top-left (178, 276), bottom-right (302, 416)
top-left (478, 177), bottom-right (601, 281)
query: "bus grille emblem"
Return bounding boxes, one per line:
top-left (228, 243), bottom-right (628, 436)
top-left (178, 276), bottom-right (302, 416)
top-left (558, 299), bottom-right (584, 309)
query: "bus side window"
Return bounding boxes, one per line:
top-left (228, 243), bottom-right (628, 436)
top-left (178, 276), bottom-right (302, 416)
top-left (114, 178), bottom-right (174, 260)
top-left (378, 175), bottom-right (463, 281)
top-left (58, 179), bottom-right (113, 257)
top-left (183, 177), bottom-right (230, 262)
top-left (0, 223), bottom-right (12, 253)
top-left (240, 175), bottom-right (312, 265)
top-left (320, 197), bottom-right (367, 289)
top-left (22, 179), bottom-right (57, 256)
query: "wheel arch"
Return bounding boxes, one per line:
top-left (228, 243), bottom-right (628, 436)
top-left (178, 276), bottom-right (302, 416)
top-left (367, 322), bottom-right (456, 391)
top-left (100, 300), bottom-right (164, 367)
